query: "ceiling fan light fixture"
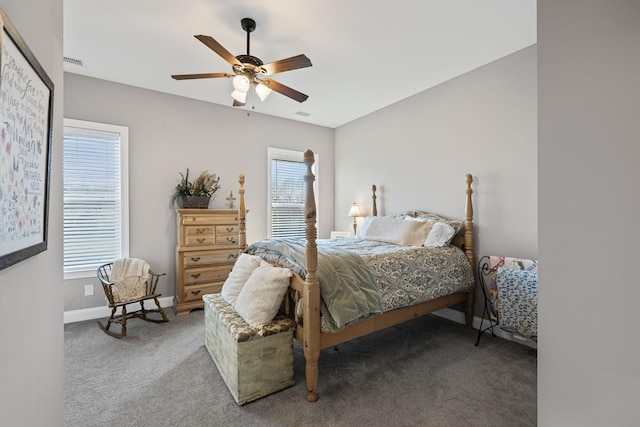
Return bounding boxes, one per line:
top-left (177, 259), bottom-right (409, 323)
top-left (254, 82), bottom-right (272, 101)
top-left (232, 74), bottom-right (251, 92)
top-left (231, 89), bottom-right (247, 103)
top-left (172, 18), bottom-right (311, 105)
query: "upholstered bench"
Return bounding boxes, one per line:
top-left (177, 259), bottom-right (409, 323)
top-left (203, 293), bottom-right (296, 405)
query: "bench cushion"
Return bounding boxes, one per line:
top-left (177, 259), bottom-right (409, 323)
top-left (203, 293), bottom-right (295, 342)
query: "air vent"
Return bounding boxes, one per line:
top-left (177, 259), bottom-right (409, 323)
top-left (63, 56), bottom-right (85, 67)
top-left (295, 111), bottom-right (311, 117)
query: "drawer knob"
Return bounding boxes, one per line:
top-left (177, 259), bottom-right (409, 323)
top-left (196, 238), bottom-right (205, 243)
top-left (228, 253), bottom-right (239, 260)
top-left (190, 257), bottom-right (201, 262)
top-left (196, 228), bottom-right (205, 234)
top-left (226, 237), bottom-right (236, 242)
top-left (226, 227), bottom-right (234, 232)
top-left (190, 273), bottom-right (201, 279)
top-left (190, 290), bottom-right (201, 295)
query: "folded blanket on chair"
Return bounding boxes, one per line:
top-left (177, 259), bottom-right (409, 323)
top-left (496, 267), bottom-right (538, 338)
top-left (486, 256), bottom-right (538, 321)
top-left (110, 258), bottom-right (150, 303)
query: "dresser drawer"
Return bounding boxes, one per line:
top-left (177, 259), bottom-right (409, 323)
top-left (182, 283), bottom-right (223, 302)
top-left (216, 233), bottom-right (238, 245)
top-left (183, 265), bottom-right (233, 285)
top-left (183, 250), bottom-right (239, 267)
top-left (184, 235), bottom-right (216, 246)
top-left (182, 214), bottom-right (237, 226)
top-left (216, 224), bottom-right (241, 234)
top-left (184, 225), bottom-right (215, 236)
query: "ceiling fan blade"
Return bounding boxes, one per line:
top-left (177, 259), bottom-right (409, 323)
top-left (232, 99), bottom-right (245, 107)
top-left (171, 72), bottom-right (234, 80)
top-left (260, 54), bottom-right (312, 75)
top-left (262, 78), bottom-right (309, 103)
top-left (194, 35), bottom-right (242, 67)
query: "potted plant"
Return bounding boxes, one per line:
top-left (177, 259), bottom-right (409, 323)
top-left (171, 168), bottom-right (221, 208)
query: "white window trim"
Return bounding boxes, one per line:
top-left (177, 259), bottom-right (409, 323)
top-left (63, 118), bottom-right (129, 280)
top-left (267, 147), bottom-right (319, 238)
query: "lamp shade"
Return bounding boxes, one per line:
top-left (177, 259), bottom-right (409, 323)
top-left (231, 89), bottom-right (247, 103)
top-left (255, 82), bottom-right (272, 101)
top-left (232, 74), bottom-right (251, 92)
top-left (348, 203), bottom-right (361, 217)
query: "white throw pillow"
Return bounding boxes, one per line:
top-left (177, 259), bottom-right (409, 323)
top-left (357, 216), bottom-right (374, 238)
top-left (220, 253), bottom-right (263, 305)
top-left (424, 221), bottom-right (456, 248)
top-left (234, 262), bottom-right (293, 328)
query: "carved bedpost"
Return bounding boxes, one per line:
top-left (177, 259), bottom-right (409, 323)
top-left (371, 185), bottom-right (377, 217)
top-left (238, 174), bottom-right (246, 253)
top-left (464, 173), bottom-right (475, 328)
top-left (302, 149), bottom-right (320, 402)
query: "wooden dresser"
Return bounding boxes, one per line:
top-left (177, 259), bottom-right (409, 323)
top-left (174, 209), bottom-right (242, 315)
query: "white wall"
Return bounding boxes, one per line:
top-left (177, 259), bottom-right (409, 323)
top-left (4, 1), bottom-right (637, 424)
top-left (0, 0), bottom-right (64, 425)
top-left (335, 46), bottom-right (538, 315)
top-left (538, 1), bottom-right (640, 425)
top-left (63, 73), bottom-right (334, 311)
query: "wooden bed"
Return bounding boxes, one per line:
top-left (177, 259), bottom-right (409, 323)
top-left (235, 149), bottom-right (475, 402)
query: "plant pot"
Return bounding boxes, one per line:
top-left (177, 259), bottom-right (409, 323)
top-left (181, 196), bottom-right (210, 209)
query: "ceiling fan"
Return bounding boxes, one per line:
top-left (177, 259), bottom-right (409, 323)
top-left (171, 18), bottom-right (312, 107)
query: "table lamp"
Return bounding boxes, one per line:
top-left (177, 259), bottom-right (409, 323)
top-left (347, 203), bottom-right (361, 236)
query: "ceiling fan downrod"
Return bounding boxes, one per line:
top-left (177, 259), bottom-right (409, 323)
top-left (241, 18), bottom-right (256, 56)
top-left (235, 18), bottom-right (263, 67)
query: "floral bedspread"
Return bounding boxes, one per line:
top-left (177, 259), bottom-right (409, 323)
top-left (247, 238), bottom-right (475, 332)
top-left (331, 239), bottom-right (475, 312)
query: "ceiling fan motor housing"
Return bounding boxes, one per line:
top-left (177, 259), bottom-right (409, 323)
top-left (235, 54), bottom-right (264, 67)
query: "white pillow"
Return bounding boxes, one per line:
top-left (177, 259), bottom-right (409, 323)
top-left (359, 217), bottom-right (432, 246)
top-left (424, 221), bottom-right (456, 248)
top-left (220, 253), bottom-right (262, 305)
top-left (234, 262), bottom-right (292, 328)
top-left (357, 216), bottom-right (374, 238)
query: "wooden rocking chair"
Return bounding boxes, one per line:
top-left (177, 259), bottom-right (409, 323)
top-left (96, 259), bottom-right (169, 338)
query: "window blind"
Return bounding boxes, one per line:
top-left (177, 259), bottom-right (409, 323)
top-left (271, 158), bottom-right (307, 238)
top-left (63, 123), bottom-right (127, 277)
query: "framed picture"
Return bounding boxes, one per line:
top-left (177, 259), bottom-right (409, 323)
top-left (0, 7), bottom-right (54, 271)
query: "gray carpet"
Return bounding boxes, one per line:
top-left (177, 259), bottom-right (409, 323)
top-left (64, 309), bottom-right (536, 427)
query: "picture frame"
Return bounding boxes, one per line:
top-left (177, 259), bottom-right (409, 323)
top-left (0, 7), bottom-right (54, 271)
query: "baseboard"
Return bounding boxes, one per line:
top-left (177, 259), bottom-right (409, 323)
top-left (433, 307), bottom-right (537, 349)
top-left (64, 300), bottom-right (536, 349)
top-left (63, 296), bottom-right (175, 324)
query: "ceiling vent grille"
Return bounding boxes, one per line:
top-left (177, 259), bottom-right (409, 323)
top-left (63, 56), bottom-right (85, 67)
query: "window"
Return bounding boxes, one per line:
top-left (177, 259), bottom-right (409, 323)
top-left (268, 148), bottom-right (318, 238)
top-left (63, 119), bottom-right (129, 279)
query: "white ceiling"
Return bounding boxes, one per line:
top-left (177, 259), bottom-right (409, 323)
top-left (63, 0), bottom-right (536, 129)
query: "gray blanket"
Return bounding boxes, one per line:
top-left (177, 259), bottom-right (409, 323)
top-left (246, 238), bottom-right (383, 332)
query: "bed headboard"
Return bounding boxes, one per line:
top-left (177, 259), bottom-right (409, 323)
top-left (368, 174), bottom-right (474, 266)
